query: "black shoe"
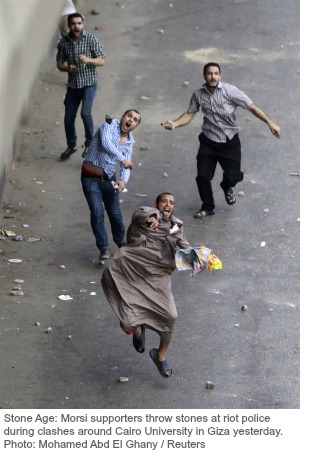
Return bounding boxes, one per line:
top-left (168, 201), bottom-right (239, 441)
top-left (81, 146), bottom-right (88, 158)
top-left (60, 146), bottom-right (77, 160)
top-left (99, 249), bottom-right (110, 260)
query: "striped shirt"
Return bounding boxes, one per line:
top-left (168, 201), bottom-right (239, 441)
top-left (56, 31), bottom-right (105, 89)
top-left (187, 82), bottom-right (253, 142)
top-left (84, 119), bottom-right (135, 183)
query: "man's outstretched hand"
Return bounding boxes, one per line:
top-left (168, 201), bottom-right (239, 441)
top-left (161, 120), bottom-right (175, 130)
top-left (146, 216), bottom-right (159, 230)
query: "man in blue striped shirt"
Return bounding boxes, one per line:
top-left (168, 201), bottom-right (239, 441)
top-left (81, 109), bottom-right (141, 261)
top-left (161, 62), bottom-right (280, 218)
top-left (56, 13), bottom-right (105, 161)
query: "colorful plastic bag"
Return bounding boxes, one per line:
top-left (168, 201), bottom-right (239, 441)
top-left (206, 252), bottom-right (223, 271)
top-left (176, 243), bottom-right (222, 277)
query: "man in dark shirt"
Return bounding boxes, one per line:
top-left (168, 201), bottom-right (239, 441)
top-left (161, 62), bottom-right (281, 218)
top-left (56, 13), bottom-right (105, 161)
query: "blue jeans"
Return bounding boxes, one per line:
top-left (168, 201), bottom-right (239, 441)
top-left (64, 84), bottom-right (97, 148)
top-left (81, 176), bottom-right (126, 251)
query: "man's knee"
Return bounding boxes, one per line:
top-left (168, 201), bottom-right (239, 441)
top-left (196, 174), bottom-right (212, 185)
top-left (162, 314), bottom-right (177, 342)
top-left (169, 308), bottom-right (178, 326)
top-left (64, 115), bottom-right (76, 126)
top-left (81, 112), bottom-right (92, 122)
top-left (88, 204), bottom-right (104, 230)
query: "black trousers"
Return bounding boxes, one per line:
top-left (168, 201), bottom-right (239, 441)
top-left (196, 133), bottom-right (244, 211)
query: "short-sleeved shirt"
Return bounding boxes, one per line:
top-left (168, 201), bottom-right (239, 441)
top-left (85, 119), bottom-right (135, 182)
top-left (56, 31), bottom-right (105, 88)
top-left (187, 82), bottom-right (253, 142)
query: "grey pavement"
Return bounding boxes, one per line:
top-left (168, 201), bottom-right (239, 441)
top-left (0, 0), bottom-right (299, 410)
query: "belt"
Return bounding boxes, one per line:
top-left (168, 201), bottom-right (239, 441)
top-left (81, 169), bottom-right (110, 181)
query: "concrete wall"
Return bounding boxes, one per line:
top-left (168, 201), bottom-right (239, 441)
top-left (0, 0), bottom-right (65, 199)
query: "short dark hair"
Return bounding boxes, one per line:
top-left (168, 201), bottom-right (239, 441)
top-left (123, 109), bottom-right (142, 124)
top-left (203, 62), bottom-right (221, 76)
top-left (155, 192), bottom-right (174, 205)
top-left (67, 12), bottom-right (84, 26)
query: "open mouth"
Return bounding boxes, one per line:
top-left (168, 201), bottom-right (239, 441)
top-left (123, 121), bottom-right (131, 130)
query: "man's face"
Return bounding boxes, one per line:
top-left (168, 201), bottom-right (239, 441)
top-left (204, 66), bottom-right (221, 89)
top-left (156, 194), bottom-right (175, 219)
top-left (69, 17), bottom-right (84, 39)
top-left (120, 111), bottom-right (141, 134)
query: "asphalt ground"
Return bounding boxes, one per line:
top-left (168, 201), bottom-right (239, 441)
top-left (0, 0), bottom-right (302, 428)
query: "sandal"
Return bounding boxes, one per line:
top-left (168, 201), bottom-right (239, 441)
top-left (224, 188), bottom-right (236, 205)
top-left (194, 209), bottom-right (215, 218)
top-left (133, 325), bottom-right (145, 353)
top-left (149, 348), bottom-right (172, 378)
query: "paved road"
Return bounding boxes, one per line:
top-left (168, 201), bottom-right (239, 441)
top-left (0, 0), bottom-right (299, 412)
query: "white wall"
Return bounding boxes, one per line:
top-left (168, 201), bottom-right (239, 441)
top-left (0, 0), bottom-right (65, 197)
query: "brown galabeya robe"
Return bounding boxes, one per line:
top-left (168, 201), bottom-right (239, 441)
top-left (101, 206), bottom-right (191, 341)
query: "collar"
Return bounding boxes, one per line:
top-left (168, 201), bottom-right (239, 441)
top-left (66, 30), bottom-right (87, 42)
top-left (202, 81), bottom-right (223, 93)
top-left (114, 119), bottom-right (135, 145)
top-left (169, 214), bottom-right (183, 227)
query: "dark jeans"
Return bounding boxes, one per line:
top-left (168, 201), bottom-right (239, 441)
top-left (196, 133), bottom-right (244, 211)
top-left (64, 84), bottom-right (97, 148)
top-left (81, 176), bottom-right (125, 252)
